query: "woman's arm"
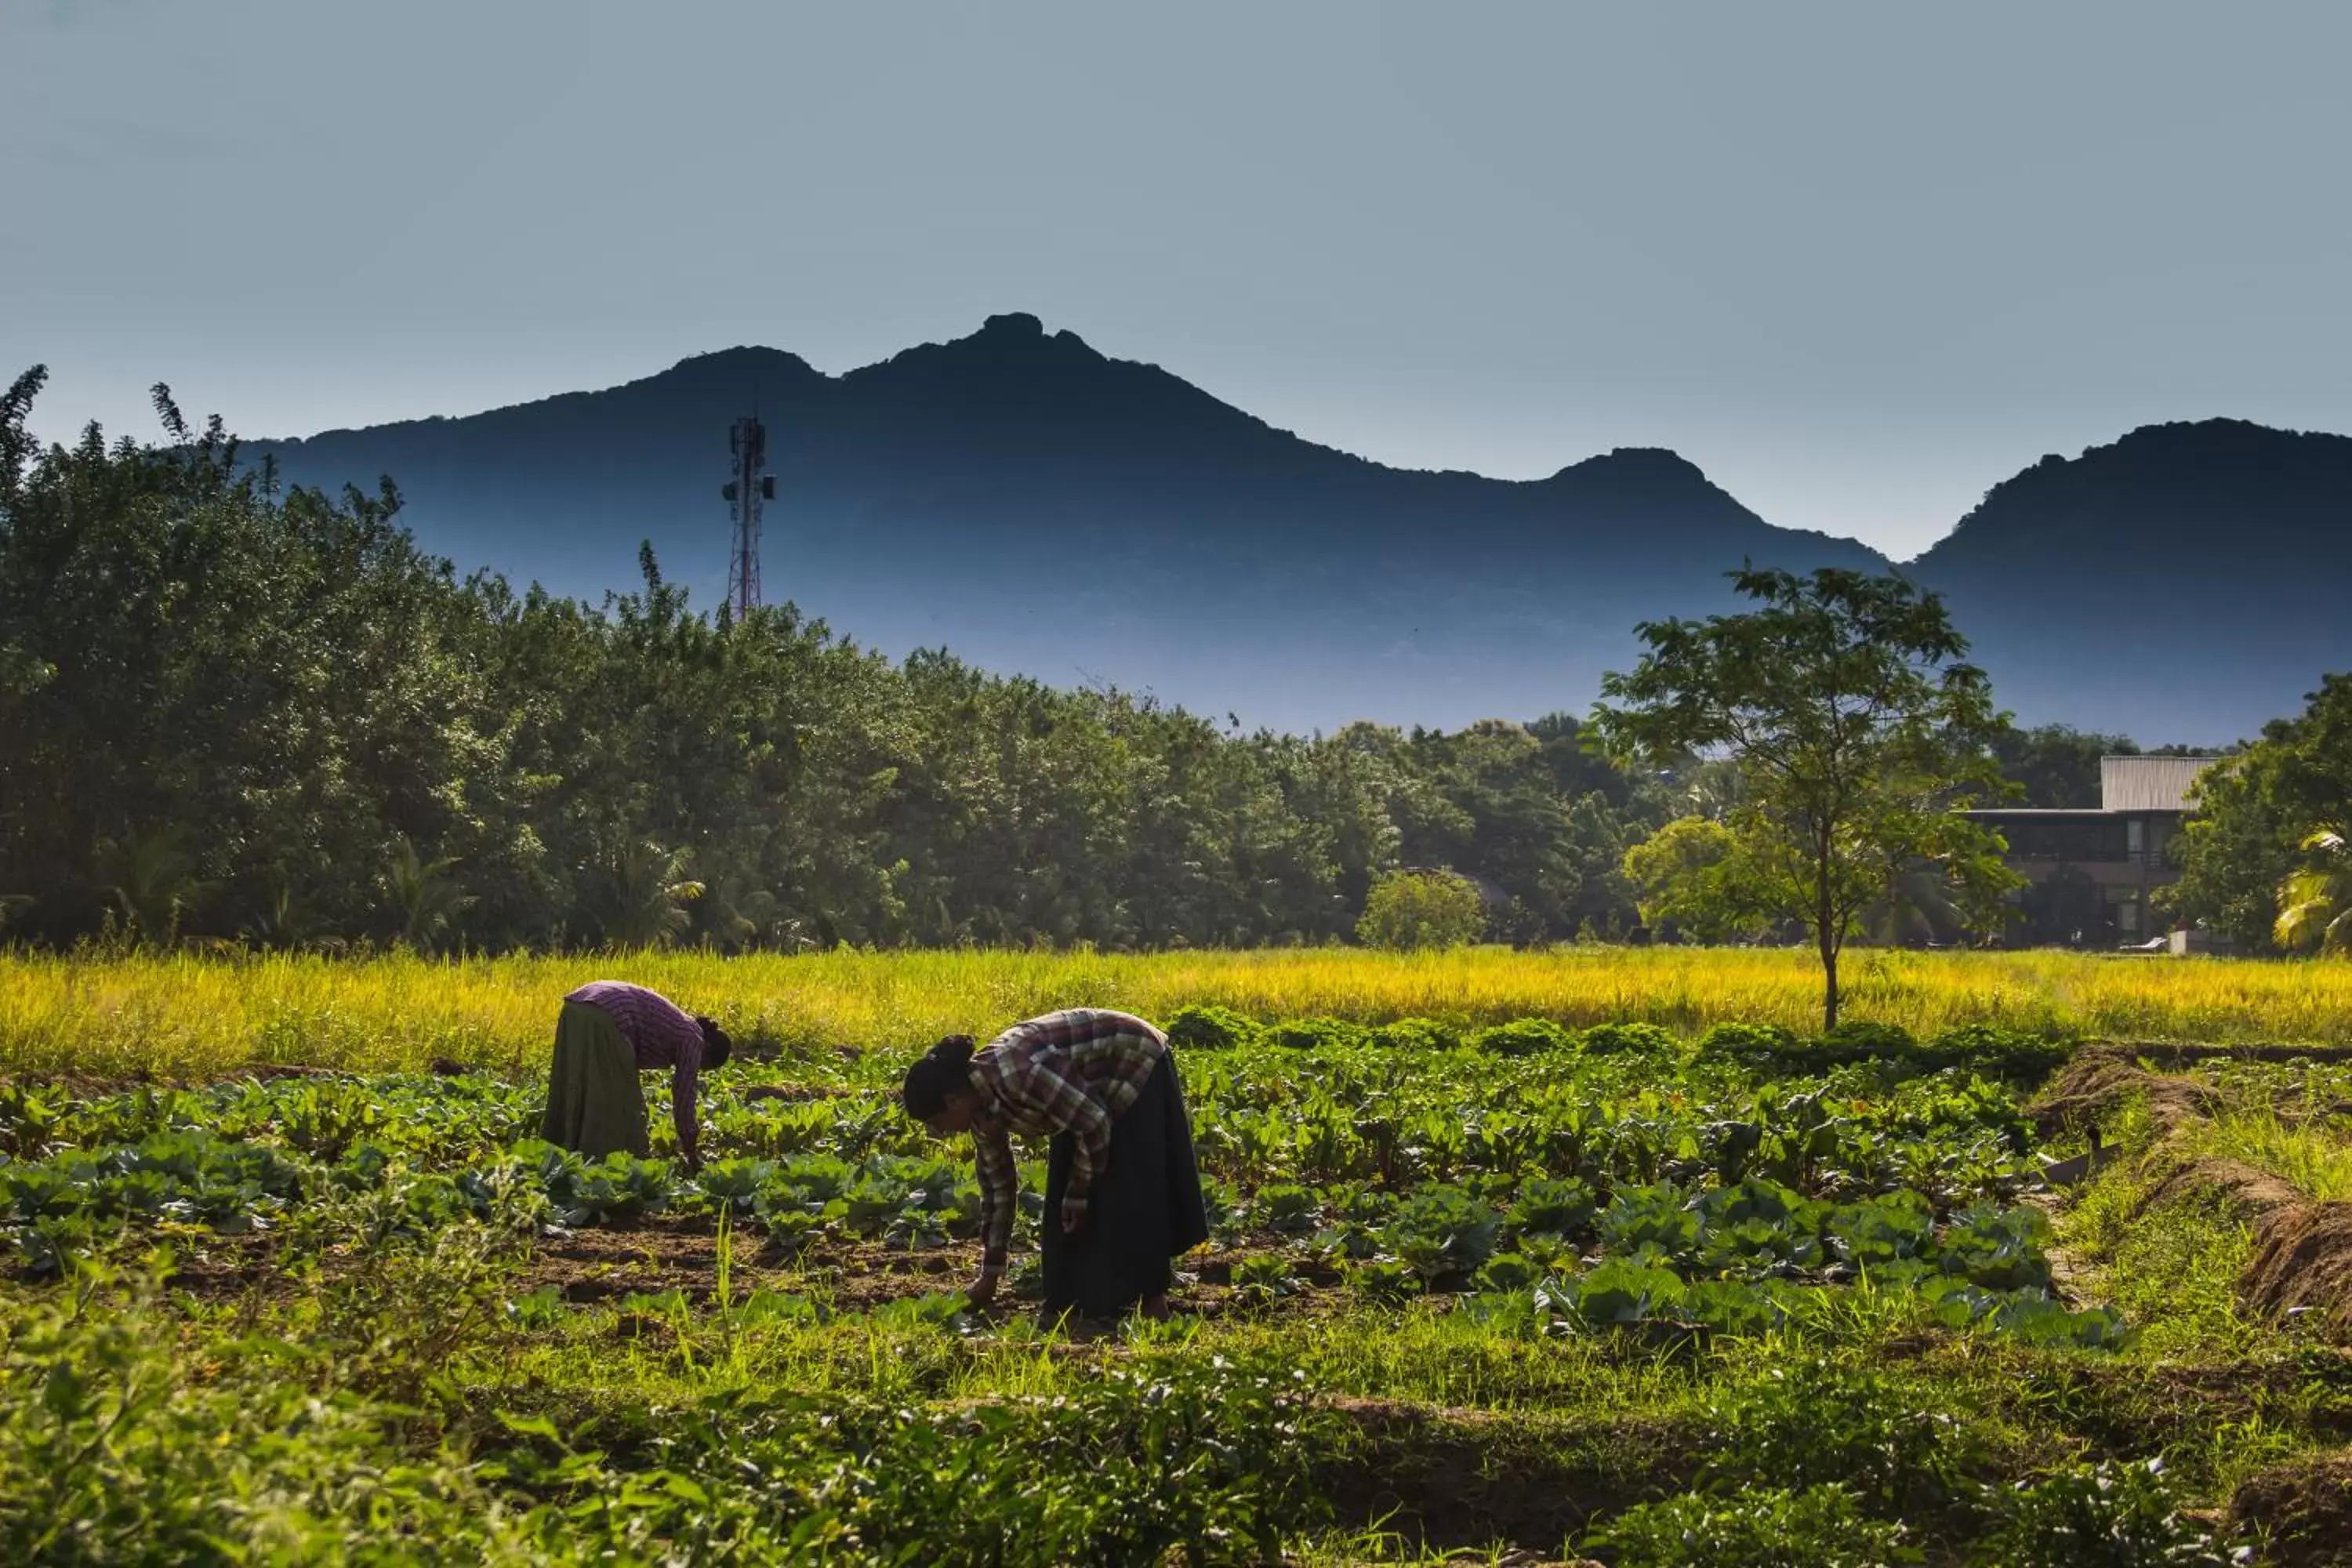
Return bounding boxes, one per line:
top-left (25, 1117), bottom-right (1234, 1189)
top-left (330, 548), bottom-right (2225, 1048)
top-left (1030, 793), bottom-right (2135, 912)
top-left (970, 1123), bottom-right (1018, 1304)
top-left (1017, 1057), bottom-right (1113, 1232)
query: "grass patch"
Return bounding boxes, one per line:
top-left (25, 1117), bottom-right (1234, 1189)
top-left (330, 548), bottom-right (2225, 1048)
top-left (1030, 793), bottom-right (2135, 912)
top-left (12, 945), bottom-right (2352, 1078)
top-left (2062, 1163), bottom-right (2269, 1362)
top-left (2184, 1109), bottom-right (2352, 1203)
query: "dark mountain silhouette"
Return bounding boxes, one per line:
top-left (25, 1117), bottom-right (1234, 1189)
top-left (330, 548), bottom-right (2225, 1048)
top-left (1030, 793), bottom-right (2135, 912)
top-left (245, 315), bottom-right (2347, 739)
top-left (245, 312), bottom-right (1888, 732)
top-left (1910, 419), bottom-right (2352, 745)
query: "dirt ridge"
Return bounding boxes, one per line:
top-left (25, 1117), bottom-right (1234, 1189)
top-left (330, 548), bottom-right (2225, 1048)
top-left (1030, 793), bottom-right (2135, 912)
top-left (2032, 1046), bottom-right (2352, 1339)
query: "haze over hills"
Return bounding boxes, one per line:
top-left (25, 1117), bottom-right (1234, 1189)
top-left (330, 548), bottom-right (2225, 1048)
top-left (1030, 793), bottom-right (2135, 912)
top-left (245, 314), bottom-right (2346, 742)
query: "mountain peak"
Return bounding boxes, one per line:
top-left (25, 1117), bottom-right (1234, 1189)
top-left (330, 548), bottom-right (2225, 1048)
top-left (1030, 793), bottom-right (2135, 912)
top-left (1917, 414), bottom-right (2352, 586)
top-left (978, 310), bottom-right (1046, 339)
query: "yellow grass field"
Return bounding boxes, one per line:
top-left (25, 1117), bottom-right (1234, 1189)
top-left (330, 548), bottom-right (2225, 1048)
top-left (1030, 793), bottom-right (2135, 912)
top-left (7, 945), bottom-right (2352, 1079)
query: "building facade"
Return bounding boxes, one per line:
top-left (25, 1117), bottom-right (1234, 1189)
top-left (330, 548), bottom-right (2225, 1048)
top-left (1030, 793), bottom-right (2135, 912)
top-left (1963, 756), bottom-right (2222, 946)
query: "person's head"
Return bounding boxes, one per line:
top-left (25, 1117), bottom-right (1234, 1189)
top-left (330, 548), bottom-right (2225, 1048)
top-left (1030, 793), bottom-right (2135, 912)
top-left (696, 1016), bottom-right (733, 1070)
top-left (902, 1034), bottom-right (979, 1135)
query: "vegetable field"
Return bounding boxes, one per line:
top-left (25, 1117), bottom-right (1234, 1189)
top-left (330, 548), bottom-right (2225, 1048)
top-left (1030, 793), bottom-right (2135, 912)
top-left (5, 959), bottom-right (2352, 1564)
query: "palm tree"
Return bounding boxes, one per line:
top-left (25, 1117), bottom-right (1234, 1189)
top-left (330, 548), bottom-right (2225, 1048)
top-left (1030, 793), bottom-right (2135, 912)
top-left (600, 838), bottom-right (706, 949)
top-left (2275, 825), bottom-right (2352, 953)
top-left (99, 829), bottom-right (212, 946)
top-left (700, 864), bottom-right (804, 953)
top-left (1866, 862), bottom-right (1968, 946)
top-left (384, 834), bottom-right (474, 950)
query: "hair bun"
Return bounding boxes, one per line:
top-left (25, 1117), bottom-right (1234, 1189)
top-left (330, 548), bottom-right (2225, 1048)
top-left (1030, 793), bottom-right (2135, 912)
top-left (930, 1034), bottom-right (976, 1069)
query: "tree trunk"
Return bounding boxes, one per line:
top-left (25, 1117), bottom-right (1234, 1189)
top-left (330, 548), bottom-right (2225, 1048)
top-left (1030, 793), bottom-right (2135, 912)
top-left (1820, 929), bottom-right (1839, 1033)
top-left (1817, 848), bottom-right (1839, 1032)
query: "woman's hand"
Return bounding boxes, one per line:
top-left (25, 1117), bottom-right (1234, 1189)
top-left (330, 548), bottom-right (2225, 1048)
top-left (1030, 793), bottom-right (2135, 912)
top-left (1060, 1194), bottom-right (1089, 1235)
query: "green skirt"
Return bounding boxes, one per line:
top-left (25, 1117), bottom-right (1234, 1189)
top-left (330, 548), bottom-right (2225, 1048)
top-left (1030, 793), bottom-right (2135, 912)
top-left (539, 1000), bottom-right (650, 1159)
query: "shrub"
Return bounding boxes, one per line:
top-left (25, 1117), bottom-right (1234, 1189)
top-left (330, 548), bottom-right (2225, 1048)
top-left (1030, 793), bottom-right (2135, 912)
top-left (1467, 1018), bottom-right (1576, 1057)
top-left (1697, 1020), bottom-right (1801, 1062)
top-left (1365, 1017), bottom-right (1460, 1052)
top-left (1581, 1021), bottom-right (1680, 1059)
top-left (1262, 1016), bottom-right (1363, 1052)
top-left (1820, 1020), bottom-right (1918, 1055)
top-left (1929, 1023), bottom-right (2073, 1083)
top-left (1164, 1004), bottom-right (1261, 1051)
top-left (1588, 1483), bottom-right (1921, 1567)
top-left (1356, 869), bottom-right (1487, 951)
top-left (1969, 1459), bottom-right (2251, 1567)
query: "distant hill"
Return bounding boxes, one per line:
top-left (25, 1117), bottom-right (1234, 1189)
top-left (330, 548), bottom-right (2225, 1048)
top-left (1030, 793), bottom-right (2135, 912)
top-left (1911, 419), bottom-right (2352, 744)
top-left (245, 315), bottom-right (2345, 739)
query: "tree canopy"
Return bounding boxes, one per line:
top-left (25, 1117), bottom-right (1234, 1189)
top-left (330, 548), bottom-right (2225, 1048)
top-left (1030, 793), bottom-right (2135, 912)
top-left (2169, 675), bottom-right (2352, 954)
top-left (1594, 567), bottom-right (2016, 1026)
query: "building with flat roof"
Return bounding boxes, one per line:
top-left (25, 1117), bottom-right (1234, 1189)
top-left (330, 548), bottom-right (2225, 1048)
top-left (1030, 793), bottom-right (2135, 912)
top-left (1963, 755), bottom-right (2226, 946)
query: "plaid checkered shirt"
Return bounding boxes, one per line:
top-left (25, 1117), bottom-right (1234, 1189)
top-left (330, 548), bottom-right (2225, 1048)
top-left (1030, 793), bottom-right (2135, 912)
top-left (967, 1008), bottom-right (1167, 1283)
top-left (565, 981), bottom-right (706, 1155)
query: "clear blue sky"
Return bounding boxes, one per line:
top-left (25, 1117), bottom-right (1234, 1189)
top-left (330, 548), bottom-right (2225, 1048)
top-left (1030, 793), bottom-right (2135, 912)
top-left (5, 0), bottom-right (2348, 559)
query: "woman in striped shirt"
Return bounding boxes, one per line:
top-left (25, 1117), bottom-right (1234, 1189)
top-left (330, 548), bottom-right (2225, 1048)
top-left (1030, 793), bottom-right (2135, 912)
top-left (540, 981), bottom-right (733, 1174)
top-left (901, 1008), bottom-right (1209, 1321)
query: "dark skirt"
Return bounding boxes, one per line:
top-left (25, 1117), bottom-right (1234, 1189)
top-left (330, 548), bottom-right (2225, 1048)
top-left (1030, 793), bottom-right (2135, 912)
top-left (539, 1000), bottom-right (651, 1159)
top-left (1041, 1051), bottom-right (1210, 1319)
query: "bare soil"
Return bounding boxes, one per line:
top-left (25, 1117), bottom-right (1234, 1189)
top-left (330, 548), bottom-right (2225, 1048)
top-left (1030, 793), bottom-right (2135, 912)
top-left (1314, 1396), bottom-right (1696, 1558)
top-left (2227, 1448), bottom-right (2352, 1567)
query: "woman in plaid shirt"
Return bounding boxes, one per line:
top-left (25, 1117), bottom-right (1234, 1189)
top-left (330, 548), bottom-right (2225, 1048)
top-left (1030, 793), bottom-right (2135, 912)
top-left (902, 1008), bottom-right (1209, 1321)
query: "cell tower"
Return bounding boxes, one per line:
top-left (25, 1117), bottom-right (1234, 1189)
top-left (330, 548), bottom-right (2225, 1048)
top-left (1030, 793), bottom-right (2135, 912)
top-left (721, 415), bottom-right (774, 617)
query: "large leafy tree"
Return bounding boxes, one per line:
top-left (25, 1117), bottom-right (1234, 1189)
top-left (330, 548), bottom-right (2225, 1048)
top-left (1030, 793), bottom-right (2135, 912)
top-left (1595, 567), bottom-right (2016, 1028)
top-left (2171, 674), bottom-right (2352, 953)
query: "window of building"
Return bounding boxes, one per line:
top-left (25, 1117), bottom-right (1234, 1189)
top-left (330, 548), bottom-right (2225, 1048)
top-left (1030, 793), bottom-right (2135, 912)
top-left (2001, 818), bottom-right (2130, 862)
top-left (2106, 885), bottom-right (2142, 935)
top-left (2127, 818), bottom-right (2145, 858)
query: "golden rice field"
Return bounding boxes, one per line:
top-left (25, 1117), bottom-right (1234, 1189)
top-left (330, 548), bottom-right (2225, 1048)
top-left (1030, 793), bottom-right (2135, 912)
top-left (6, 944), bottom-right (2352, 1079)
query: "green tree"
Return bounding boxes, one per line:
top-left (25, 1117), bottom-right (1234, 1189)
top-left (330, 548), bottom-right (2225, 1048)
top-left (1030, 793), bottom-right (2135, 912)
top-left (1356, 869), bottom-right (1486, 950)
top-left (1595, 567), bottom-right (2016, 1028)
top-left (0, 365), bottom-right (1683, 958)
top-left (1622, 816), bottom-right (1761, 943)
top-left (1993, 724), bottom-right (2136, 808)
top-left (2170, 676), bottom-right (2352, 953)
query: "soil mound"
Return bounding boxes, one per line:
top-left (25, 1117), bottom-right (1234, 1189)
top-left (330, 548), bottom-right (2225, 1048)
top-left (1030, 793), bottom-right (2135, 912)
top-left (2227, 1448), bottom-right (2352, 1566)
top-left (2031, 1049), bottom-right (2221, 1135)
top-left (2140, 1156), bottom-right (2303, 1220)
top-left (2244, 1203), bottom-right (2352, 1340)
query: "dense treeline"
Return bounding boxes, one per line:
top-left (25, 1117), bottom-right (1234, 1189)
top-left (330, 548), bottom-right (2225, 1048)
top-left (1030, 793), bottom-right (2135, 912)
top-left (0, 371), bottom-right (1675, 953)
top-left (2169, 675), bottom-right (2352, 953)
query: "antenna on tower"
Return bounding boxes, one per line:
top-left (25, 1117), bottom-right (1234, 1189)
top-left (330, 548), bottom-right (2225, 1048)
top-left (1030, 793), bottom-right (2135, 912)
top-left (721, 405), bottom-right (773, 618)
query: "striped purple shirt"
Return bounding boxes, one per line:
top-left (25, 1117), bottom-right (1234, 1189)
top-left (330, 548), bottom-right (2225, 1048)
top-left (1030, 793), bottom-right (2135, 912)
top-left (566, 981), bottom-right (705, 1154)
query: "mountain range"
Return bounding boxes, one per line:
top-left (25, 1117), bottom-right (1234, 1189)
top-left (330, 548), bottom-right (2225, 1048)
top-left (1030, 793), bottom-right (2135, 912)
top-left (242, 312), bottom-right (2350, 742)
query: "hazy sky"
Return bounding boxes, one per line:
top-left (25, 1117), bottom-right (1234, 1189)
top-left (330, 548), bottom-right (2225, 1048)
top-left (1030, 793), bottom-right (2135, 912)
top-left (6, 1), bottom-right (2349, 558)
